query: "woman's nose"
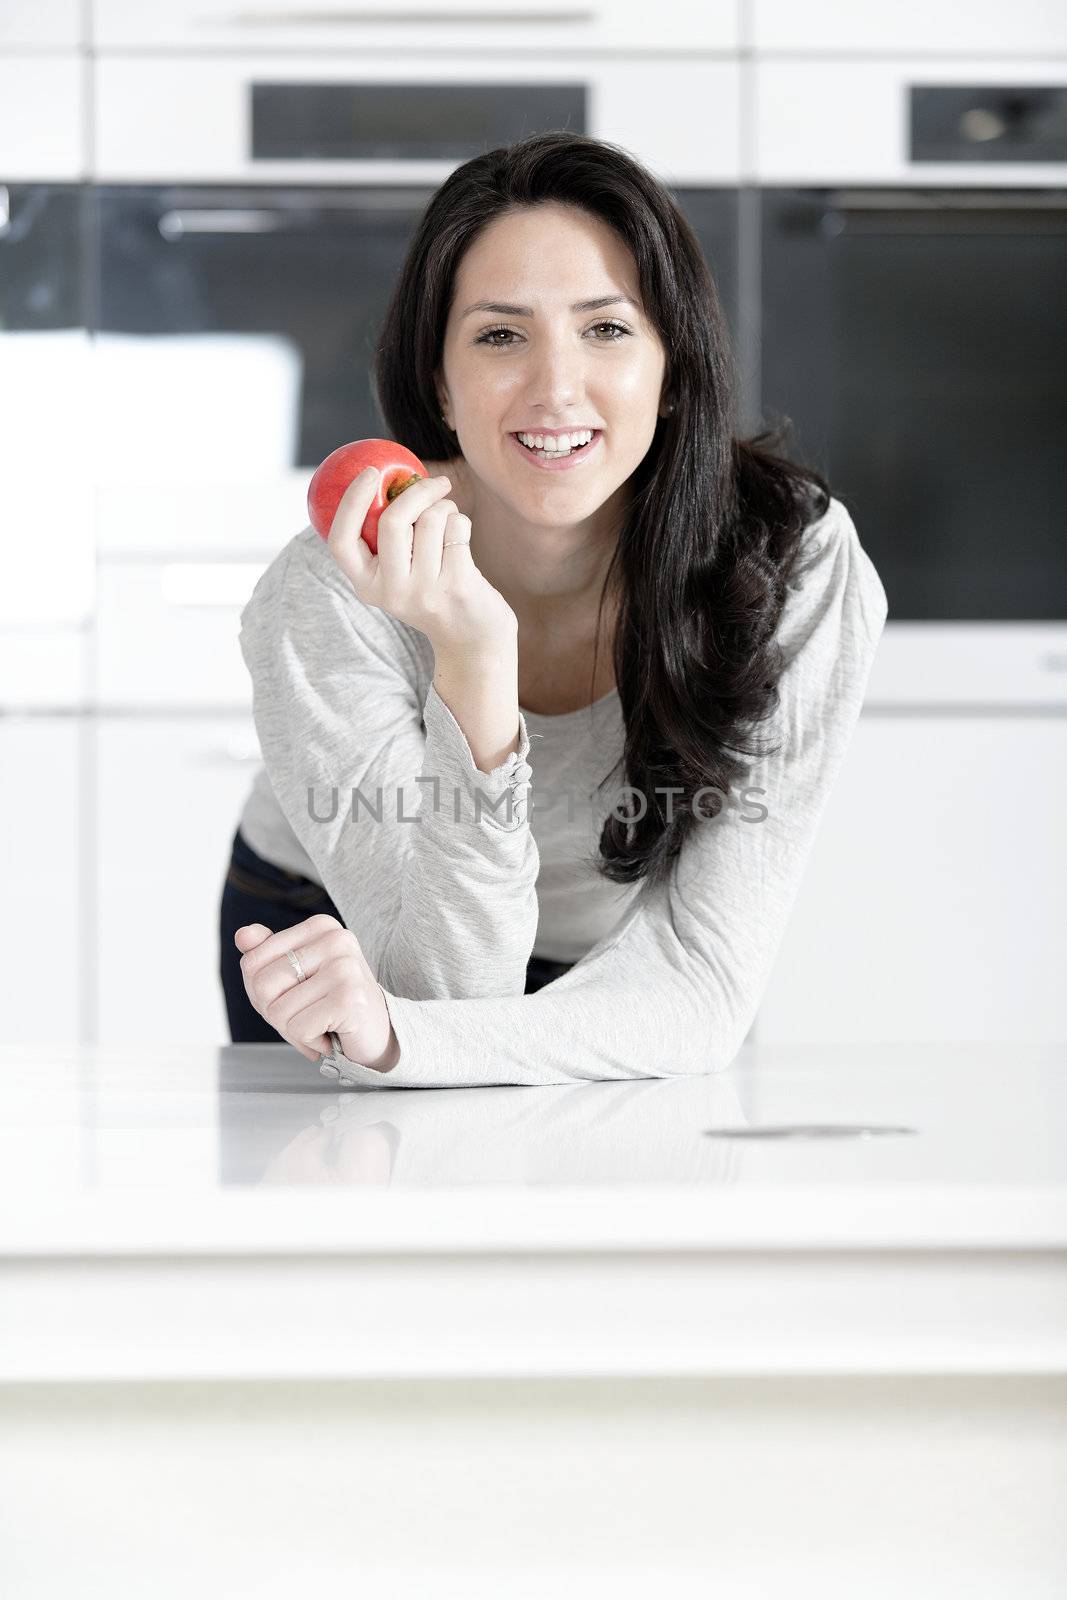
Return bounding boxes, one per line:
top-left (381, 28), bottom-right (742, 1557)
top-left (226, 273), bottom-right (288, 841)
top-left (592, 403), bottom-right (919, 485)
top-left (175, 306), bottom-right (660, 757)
top-left (521, 327), bottom-right (591, 400)
top-left (523, 357), bottom-right (583, 414)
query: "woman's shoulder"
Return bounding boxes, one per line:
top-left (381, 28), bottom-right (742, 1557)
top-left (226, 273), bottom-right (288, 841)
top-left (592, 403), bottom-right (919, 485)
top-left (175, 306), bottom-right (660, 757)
top-left (779, 492), bottom-right (888, 653)
top-left (790, 491), bottom-right (853, 576)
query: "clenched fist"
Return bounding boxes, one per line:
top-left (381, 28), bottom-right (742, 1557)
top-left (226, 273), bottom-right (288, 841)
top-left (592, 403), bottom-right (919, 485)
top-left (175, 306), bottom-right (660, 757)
top-left (234, 915), bottom-right (399, 1074)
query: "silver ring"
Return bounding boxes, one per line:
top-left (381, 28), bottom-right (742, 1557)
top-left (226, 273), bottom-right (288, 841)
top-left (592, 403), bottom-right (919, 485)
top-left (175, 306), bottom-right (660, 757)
top-left (286, 948), bottom-right (307, 983)
top-left (442, 538), bottom-right (466, 548)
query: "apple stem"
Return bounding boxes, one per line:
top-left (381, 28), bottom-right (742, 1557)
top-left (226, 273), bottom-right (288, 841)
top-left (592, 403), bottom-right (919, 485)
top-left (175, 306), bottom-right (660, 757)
top-left (385, 472), bottom-right (422, 504)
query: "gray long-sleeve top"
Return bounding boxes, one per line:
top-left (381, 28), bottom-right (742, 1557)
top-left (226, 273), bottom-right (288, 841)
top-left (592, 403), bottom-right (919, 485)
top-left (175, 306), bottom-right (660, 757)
top-left (237, 494), bottom-right (888, 1089)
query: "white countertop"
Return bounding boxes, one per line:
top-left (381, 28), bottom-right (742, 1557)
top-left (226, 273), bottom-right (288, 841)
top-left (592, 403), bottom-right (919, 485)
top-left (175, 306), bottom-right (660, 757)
top-left (2, 1039), bottom-right (1065, 1381)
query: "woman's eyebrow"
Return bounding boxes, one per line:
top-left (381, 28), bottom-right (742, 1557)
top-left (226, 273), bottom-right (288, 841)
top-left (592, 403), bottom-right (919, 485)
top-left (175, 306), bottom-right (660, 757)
top-left (461, 295), bottom-right (640, 318)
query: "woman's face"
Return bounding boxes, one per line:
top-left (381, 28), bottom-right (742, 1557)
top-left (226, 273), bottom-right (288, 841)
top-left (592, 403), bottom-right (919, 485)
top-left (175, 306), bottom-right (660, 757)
top-left (436, 202), bottom-right (670, 533)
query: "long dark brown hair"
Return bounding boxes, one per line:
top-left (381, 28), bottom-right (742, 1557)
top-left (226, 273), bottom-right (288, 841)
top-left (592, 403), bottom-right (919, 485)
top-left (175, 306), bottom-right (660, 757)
top-left (373, 130), bottom-right (829, 893)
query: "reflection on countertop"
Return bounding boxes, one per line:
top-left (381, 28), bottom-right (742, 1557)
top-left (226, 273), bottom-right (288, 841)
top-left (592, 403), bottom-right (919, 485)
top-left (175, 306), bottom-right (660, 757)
top-left (215, 1047), bottom-right (750, 1190)
top-left (1, 1040), bottom-right (1065, 1256)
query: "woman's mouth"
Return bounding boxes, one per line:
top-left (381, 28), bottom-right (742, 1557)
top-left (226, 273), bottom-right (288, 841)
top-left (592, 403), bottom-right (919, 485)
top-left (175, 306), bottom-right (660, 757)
top-left (509, 429), bottom-right (603, 471)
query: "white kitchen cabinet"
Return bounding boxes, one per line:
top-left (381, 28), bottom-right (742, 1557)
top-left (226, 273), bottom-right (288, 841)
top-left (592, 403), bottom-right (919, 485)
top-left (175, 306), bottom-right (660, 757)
top-left (0, 717), bottom-right (82, 1045)
top-left (90, 0), bottom-right (739, 53)
top-left (755, 713), bottom-right (1067, 1045)
top-left (0, 630), bottom-right (86, 709)
top-left (750, 0), bottom-right (1067, 55)
top-left (93, 561), bottom-right (267, 709)
top-left (0, 1), bottom-right (82, 48)
top-left (0, 331), bottom-right (95, 626)
top-left (95, 715), bottom-right (263, 1044)
top-left (0, 57), bottom-right (84, 178)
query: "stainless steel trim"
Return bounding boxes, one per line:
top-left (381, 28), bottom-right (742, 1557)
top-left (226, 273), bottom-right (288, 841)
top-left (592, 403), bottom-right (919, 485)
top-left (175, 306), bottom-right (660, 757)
top-left (0, 185), bottom-right (9, 239)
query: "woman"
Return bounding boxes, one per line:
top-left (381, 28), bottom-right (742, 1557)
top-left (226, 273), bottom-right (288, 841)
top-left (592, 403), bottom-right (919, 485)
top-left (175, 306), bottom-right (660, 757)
top-left (219, 130), bottom-right (888, 1087)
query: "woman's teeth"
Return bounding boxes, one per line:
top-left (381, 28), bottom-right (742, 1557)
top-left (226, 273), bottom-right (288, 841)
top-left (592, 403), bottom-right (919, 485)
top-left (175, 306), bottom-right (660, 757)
top-left (516, 429), bottom-right (594, 456)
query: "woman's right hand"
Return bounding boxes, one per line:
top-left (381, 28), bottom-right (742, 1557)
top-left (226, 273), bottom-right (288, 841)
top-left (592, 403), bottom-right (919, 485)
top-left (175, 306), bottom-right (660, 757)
top-left (324, 467), bottom-right (518, 656)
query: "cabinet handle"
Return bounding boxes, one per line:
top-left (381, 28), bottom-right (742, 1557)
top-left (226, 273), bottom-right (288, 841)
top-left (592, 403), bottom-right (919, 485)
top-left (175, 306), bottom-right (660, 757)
top-left (213, 8), bottom-right (597, 25)
top-left (821, 192), bottom-right (1067, 238)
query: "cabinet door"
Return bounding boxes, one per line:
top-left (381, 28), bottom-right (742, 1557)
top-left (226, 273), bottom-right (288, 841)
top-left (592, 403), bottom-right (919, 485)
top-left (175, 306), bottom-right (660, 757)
top-left (0, 2), bottom-right (82, 48)
top-left (0, 719), bottom-right (81, 1044)
top-left (755, 715), bottom-right (1067, 1044)
top-left (751, 1), bottom-right (1067, 54)
top-left (95, 715), bottom-right (263, 1044)
top-left (94, 561), bottom-right (266, 708)
top-left (0, 58), bottom-right (84, 177)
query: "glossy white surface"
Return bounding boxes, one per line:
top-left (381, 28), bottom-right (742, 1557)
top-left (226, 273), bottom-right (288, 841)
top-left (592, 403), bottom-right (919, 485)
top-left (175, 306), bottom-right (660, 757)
top-left (3, 1038), bottom-right (1065, 1248)
top-left (2, 1041), bottom-right (1065, 1382)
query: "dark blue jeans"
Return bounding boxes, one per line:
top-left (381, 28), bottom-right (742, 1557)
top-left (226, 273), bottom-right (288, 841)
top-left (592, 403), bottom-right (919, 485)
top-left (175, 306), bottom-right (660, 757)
top-left (219, 826), bottom-right (574, 1043)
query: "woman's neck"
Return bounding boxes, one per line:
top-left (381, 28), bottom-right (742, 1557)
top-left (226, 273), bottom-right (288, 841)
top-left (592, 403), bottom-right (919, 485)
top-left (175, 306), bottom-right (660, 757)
top-left (441, 453), bottom-right (622, 643)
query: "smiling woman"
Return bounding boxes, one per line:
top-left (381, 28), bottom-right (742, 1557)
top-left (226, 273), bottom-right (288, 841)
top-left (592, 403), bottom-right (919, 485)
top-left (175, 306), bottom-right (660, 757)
top-left (432, 204), bottom-right (672, 685)
top-left (221, 129), bottom-right (888, 1087)
top-left (373, 134), bottom-right (858, 891)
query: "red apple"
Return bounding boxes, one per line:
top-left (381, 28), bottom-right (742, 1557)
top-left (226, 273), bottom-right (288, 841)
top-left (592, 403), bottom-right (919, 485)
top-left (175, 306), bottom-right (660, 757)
top-left (307, 438), bottom-right (429, 555)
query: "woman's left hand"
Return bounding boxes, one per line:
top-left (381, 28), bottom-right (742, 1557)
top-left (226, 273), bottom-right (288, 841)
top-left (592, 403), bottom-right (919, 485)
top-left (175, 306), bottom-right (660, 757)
top-left (234, 915), bottom-right (400, 1073)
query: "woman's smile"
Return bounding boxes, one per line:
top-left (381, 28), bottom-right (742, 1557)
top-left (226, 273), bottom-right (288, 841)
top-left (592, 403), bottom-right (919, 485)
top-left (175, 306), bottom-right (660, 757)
top-left (508, 428), bottom-right (604, 471)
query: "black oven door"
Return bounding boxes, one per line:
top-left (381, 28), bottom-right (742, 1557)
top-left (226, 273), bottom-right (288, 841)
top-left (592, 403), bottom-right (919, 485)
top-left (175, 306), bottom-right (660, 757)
top-left (92, 184), bottom-right (739, 478)
top-left (759, 188), bottom-right (1067, 621)
top-left (0, 182), bottom-right (84, 331)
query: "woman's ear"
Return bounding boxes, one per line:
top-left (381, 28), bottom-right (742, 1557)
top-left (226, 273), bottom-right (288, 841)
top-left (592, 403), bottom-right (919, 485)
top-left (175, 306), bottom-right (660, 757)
top-left (435, 374), bottom-right (452, 429)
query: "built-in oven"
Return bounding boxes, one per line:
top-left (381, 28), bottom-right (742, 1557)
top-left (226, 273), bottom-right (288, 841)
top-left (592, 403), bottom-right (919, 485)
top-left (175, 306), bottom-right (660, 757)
top-left (753, 58), bottom-right (1067, 705)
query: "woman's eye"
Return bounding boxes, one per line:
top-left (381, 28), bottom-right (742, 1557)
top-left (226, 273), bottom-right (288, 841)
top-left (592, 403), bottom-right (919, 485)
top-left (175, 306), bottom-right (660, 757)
top-left (475, 321), bottom-right (632, 348)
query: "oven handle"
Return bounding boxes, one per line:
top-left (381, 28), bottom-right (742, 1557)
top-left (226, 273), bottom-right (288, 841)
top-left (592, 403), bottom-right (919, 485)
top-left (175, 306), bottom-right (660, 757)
top-left (823, 191), bottom-right (1067, 236)
top-left (157, 192), bottom-right (436, 239)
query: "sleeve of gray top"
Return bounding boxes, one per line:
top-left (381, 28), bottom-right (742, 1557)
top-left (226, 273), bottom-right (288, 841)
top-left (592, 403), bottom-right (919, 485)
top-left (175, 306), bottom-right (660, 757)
top-left (320, 495), bottom-right (890, 1088)
top-left (237, 528), bottom-right (540, 1001)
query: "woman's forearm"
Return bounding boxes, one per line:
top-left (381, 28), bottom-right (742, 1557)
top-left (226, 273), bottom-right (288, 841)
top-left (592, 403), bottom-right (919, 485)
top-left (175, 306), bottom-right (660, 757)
top-left (432, 639), bottom-right (521, 776)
